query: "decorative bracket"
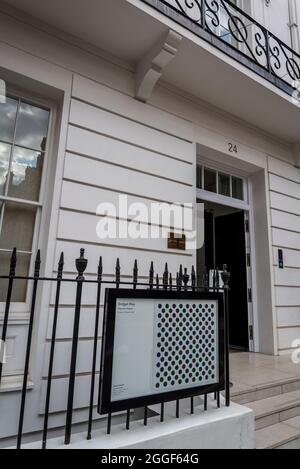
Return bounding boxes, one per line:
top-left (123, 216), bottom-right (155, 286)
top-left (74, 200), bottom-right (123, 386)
top-left (135, 29), bottom-right (182, 102)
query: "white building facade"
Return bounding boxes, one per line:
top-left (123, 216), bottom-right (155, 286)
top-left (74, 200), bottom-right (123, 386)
top-left (0, 0), bottom-right (300, 444)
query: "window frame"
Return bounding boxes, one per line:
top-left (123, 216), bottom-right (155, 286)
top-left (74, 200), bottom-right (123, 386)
top-left (196, 163), bottom-right (249, 208)
top-left (208, 0), bottom-right (255, 55)
top-left (0, 86), bottom-right (54, 313)
top-left (206, 0), bottom-right (239, 46)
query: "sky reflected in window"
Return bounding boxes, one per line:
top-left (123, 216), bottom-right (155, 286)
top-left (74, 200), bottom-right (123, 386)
top-left (15, 102), bottom-right (49, 151)
top-left (0, 142), bottom-right (11, 195)
top-left (8, 147), bottom-right (43, 201)
top-left (0, 97), bottom-right (18, 143)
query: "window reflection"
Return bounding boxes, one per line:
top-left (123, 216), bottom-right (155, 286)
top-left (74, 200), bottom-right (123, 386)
top-left (232, 177), bottom-right (244, 200)
top-left (196, 166), bottom-right (203, 189)
top-left (218, 173), bottom-right (231, 197)
top-left (0, 203), bottom-right (37, 252)
top-left (204, 169), bottom-right (217, 193)
top-left (15, 102), bottom-right (49, 151)
top-left (197, 165), bottom-right (245, 202)
top-left (0, 97), bottom-right (18, 143)
top-left (8, 147), bottom-right (44, 201)
top-left (0, 142), bottom-right (11, 195)
top-left (206, 1), bottom-right (238, 47)
top-left (0, 95), bottom-right (50, 302)
top-left (0, 251), bottom-right (31, 302)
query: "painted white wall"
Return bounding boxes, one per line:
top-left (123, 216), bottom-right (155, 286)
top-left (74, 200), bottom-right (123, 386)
top-left (252, 0), bottom-right (292, 46)
top-left (17, 398), bottom-right (255, 450)
top-left (268, 157), bottom-right (300, 354)
top-left (250, 0), bottom-right (300, 52)
top-left (0, 0), bottom-right (299, 441)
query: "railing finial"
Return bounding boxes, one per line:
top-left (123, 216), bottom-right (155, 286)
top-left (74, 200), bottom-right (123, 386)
top-left (76, 249), bottom-right (87, 279)
top-left (221, 264), bottom-right (230, 289)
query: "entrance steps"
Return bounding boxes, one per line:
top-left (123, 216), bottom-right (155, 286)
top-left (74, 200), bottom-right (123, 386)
top-left (232, 378), bottom-right (300, 449)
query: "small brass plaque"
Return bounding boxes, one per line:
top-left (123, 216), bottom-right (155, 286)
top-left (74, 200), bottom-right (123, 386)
top-left (168, 233), bottom-right (186, 251)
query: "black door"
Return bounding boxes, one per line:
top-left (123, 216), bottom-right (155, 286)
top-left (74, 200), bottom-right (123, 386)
top-left (215, 211), bottom-right (249, 350)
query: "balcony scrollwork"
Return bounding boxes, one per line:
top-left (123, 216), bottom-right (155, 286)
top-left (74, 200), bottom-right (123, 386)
top-left (144, 0), bottom-right (300, 92)
top-left (173, 0), bottom-right (202, 23)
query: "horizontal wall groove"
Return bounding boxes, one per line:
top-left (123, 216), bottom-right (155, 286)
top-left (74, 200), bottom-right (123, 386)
top-left (158, 78), bottom-right (290, 149)
top-left (275, 284), bottom-right (300, 288)
top-left (56, 237), bottom-right (193, 257)
top-left (276, 305), bottom-right (300, 308)
top-left (45, 337), bottom-right (102, 343)
top-left (271, 207), bottom-right (300, 218)
top-left (278, 347), bottom-right (299, 352)
top-left (41, 371), bottom-right (99, 381)
top-left (49, 304), bottom-right (99, 309)
top-left (277, 326), bottom-right (300, 330)
top-left (71, 97), bottom-right (193, 144)
top-left (49, 305), bottom-right (101, 309)
top-left (267, 153), bottom-right (297, 165)
top-left (272, 226), bottom-right (300, 235)
top-left (72, 73), bottom-right (196, 133)
top-left (269, 171), bottom-right (300, 186)
top-left (62, 178), bottom-right (191, 206)
top-left (273, 244), bottom-right (300, 253)
top-left (269, 189), bottom-right (300, 203)
top-left (273, 265), bottom-right (300, 270)
top-left (59, 207), bottom-right (193, 232)
top-left (276, 306), bottom-right (300, 309)
top-left (65, 150), bottom-right (193, 187)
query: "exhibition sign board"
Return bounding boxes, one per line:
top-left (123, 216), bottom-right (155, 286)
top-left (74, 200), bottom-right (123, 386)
top-left (99, 289), bottom-right (225, 414)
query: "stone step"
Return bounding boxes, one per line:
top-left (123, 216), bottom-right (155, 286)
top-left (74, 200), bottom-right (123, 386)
top-left (245, 390), bottom-right (300, 430)
top-left (232, 377), bottom-right (300, 405)
top-left (255, 416), bottom-right (300, 449)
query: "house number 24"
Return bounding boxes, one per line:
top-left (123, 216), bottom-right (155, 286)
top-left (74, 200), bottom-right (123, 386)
top-left (228, 143), bottom-right (238, 154)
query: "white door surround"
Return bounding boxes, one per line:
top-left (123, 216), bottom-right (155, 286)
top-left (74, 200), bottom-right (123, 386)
top-left (196, 182), bottom-right (255, 353)
top-left (196, 148), bottom-right (276, 355)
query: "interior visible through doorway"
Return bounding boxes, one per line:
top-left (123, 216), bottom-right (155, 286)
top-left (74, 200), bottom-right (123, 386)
top-left (197, 200), bottom-right (250, 351)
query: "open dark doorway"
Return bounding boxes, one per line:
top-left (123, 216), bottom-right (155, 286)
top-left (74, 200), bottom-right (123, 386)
top-left (197, 201), bottom-right (249, 351)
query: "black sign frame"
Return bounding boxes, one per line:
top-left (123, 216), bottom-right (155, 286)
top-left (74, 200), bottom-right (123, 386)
top-left (98, 289), bottom-right (225, 415)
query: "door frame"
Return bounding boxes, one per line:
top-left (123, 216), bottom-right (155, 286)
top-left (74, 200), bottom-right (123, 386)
top-left (197, 180), bottom-right (258, 353)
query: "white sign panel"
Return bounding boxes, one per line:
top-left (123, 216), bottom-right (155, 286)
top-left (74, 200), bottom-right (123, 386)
top-left (111, 299), bottom-right (218, 402)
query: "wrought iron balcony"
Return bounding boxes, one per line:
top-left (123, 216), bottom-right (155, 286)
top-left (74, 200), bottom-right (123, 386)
top-left (143, 0), bottom-right (300, 95)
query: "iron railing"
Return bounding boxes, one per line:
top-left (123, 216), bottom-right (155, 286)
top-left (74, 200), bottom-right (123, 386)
top-left (143, 0), bottom-right (300, 93)
top-left (0, 248), bottom-right (230, 449)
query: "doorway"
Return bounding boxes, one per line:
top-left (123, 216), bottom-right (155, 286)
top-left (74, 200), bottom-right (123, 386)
top-left (197, 200), bottom-right (250, 351)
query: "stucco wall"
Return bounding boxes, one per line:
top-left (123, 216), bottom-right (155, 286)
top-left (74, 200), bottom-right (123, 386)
top-left (0, 1), bottom-right (299, 439)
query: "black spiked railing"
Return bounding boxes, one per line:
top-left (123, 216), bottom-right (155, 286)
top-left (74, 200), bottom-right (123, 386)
top-left (222, 264), bottom-right (231, 407)
top-left (169, 272), bottom-right (173, 290)
top-left (17, 250), bottom-right (41, 449)
top-left (191, 266), bottom-right (196, 291)
top-left (149, 261), bottom-right (154, 290)
top-left (65, 249), bottom-right (87, 445)
top-left (133, 260), bottom-right (138, 290)
top-left (87, 256), bottom-right (103, 440)
top-left (156, 273), bottom-right (160, 289)
top-left (116, 258), bottom-right (121, 289)
top-left (178, 265), bottom-right (183, 290)
top-left (163, 263), bottom-right (169, 289)
top-left (203, 266), bottom-right (209, 291)
top-left (183, 268), bottom-right (189, 290)
top-left (0, 249), bottom-right (230, 448)
top-left (143, 0), bottom-right (300, 94)
top-left (0, 248), bottom-right (16, 386)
